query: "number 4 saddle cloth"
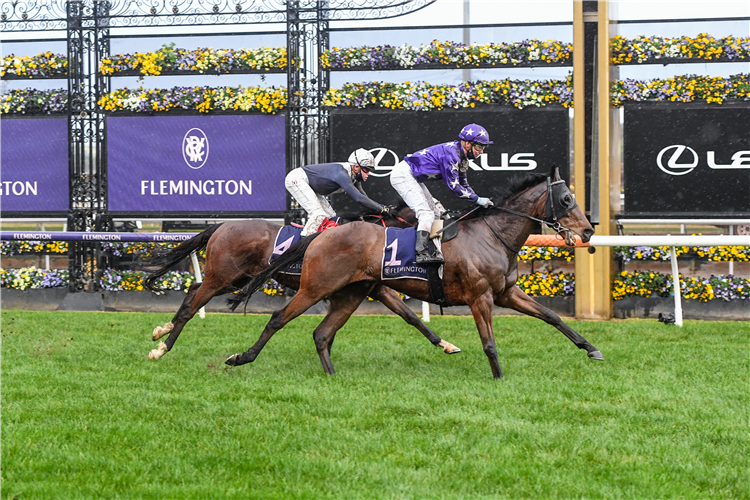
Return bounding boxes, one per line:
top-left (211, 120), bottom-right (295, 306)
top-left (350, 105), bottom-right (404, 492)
top-left (269, 218), bottom-right (342, 275)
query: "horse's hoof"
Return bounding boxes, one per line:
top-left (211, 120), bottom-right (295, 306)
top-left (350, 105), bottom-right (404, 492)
top-left (587, 350), bottom-right (604, 361)
top-left (152, 322), bottom-right (173, 341)
top-left (225, 354), bottom-right (240, 366)
top-left (438, 340), bottom-right (461, 354)
top-left (149, 342), bottom-right (168, 360)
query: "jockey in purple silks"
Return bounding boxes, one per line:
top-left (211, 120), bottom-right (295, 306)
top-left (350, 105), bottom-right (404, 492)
top-left (285, 148), bottom-right (393, 236)
top-left (390, 124), bottom-right (494, 264)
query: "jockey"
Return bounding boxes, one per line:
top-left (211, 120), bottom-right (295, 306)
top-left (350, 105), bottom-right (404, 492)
top-left (285, 148), bottom-right (394, 236)
top-left (390, 124), bottom-right (494, 264)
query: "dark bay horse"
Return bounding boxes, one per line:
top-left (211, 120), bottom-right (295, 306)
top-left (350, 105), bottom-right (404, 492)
top-left (144, 208), bottom-right (460, 360)
top-left (227, 168), bottom-right (604, 378)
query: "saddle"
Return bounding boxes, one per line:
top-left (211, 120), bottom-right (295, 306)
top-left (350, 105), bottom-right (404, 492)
top-left (430, 217), bottom-right (459, 243)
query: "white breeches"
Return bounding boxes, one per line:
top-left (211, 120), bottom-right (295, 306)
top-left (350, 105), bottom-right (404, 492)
top-left (390, 160), bottom-right (441, 233)
top-left (285, 168), bottom-right (336, 236)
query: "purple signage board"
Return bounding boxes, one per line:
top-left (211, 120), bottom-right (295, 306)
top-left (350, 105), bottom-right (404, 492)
top-left (107, 114), bottom-right (286, 214)
top-left (0, 118), bottom-right (69, 214)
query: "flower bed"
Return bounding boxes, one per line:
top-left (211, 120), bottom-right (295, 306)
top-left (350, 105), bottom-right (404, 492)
top-left (1, 240), bottom-right (68, 256)
top-left (611, 33), bottom-right (750, 64)
top-left (100, 44), bottom-right (288, 76)
top-left (100, 268), bottom-right (194, 292)
top-left (324, 77), bottom-right (573, 110)
top-left (1, 52), bottom-right (67, 79)
top-left (1, 88), bottom-right (67, 115)
top-left (321, 39), bottom-right (572, 70)
top-left (516, 271), bottom-right (575, 297)
top-left (518, 246), bottom-right (574, 262)
top-left (3, 267), bottom-right (747, 306)
top-left (97, 85), bottom-right (286, 114)
top-left (613, 271), bottom-right (749, 301)
top-left (0, 267), bottom-right (69, 290)
top-left (611, 74), bottom-right (749, 106)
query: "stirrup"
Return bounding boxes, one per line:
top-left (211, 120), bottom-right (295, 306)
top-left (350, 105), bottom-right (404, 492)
top-left (416, 252), bottom-right (444, 265)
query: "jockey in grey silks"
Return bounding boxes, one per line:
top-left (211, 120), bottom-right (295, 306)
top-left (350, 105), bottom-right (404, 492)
top-left (390, 124), bottom-right (494, 264)
top-left (285, 148), bottom-right (393, 236)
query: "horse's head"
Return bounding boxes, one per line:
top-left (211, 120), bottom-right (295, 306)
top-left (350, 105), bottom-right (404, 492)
top-left (544, 167), bottom-right (594, 245)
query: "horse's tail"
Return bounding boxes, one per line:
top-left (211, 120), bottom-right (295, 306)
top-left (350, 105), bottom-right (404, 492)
top-left (228, 231), bottom-right (322, 312)
top-left (144, 224), bottom-right (222, 291)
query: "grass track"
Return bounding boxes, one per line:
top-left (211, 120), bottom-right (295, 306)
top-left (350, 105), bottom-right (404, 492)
top-left (2, 310), bottom-right (748, 499)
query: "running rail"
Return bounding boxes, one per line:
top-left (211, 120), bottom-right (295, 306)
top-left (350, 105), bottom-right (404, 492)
top-left (0, 231), bottom-right (203, 318)
top-left (3, 231), bottom-right (749, 327)
top-left (526, 234), bottom-right (750, 327)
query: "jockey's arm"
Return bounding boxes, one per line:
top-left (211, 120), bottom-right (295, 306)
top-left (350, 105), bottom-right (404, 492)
top-left (440, 154), bottom-right (479, 203)
top-left (334, 170), bottom-right (384, 212)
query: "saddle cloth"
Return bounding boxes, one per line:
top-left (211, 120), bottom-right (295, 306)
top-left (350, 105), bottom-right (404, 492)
top-left (269, 225), bottom-right (304, 275)
top-left (269, 218), bottom-right (342, 275)
top-left (381, 227), bottom-right (432, 281)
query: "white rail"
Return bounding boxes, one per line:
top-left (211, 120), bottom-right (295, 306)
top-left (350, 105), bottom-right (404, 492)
top-left (589, 235), bottom-right (750, 247)
top-left (589, 234), bottom-right (749, 327)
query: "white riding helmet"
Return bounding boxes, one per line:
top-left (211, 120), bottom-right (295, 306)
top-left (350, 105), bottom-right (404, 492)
top-left (348, 148), bottom-right (376, 171)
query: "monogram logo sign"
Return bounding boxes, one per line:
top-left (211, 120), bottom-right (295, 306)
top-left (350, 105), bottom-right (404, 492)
top-left (183, 128), bottom-right (209, 169)
top-left (108, 115), bottom-right (287, 213)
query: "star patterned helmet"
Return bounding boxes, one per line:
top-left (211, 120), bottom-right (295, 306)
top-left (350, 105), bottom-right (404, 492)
top-left (458, 124), bottom-right (493, 145)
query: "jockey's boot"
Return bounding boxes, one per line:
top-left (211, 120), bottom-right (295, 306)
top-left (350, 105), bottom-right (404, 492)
top-left (416, 230), bottom-right (444, 265)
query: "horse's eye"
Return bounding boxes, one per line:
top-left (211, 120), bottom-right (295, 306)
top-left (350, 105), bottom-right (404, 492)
top-left (560, 194), bottom-right (573, 207)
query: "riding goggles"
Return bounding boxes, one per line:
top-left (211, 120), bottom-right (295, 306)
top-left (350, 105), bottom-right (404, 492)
top-left (470, 142), bottom-right (488, 151)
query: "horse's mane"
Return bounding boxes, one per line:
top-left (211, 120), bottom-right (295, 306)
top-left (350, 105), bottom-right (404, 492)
top-left (459, 171), bottom-right (548, 221)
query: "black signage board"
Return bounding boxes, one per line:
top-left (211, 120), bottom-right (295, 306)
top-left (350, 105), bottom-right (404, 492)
top-left (623, 102), bottom-right (750, 217)
top-left (329, 106), bottom-right (570, 213)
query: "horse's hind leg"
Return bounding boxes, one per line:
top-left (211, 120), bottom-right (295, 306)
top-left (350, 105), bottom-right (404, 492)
top-left (496, 286), bottom-right (604, 360)
top-left (225, 289), bottom-right (324, 367)
top-left (370, 285), bottom-right (461, 354)
top-left (149, 280), bottom-right (227, 360)
top-left (313, 283), bottom-right (373, 375)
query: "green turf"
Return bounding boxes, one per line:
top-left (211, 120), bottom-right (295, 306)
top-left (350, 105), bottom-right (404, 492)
top-left (2, 310), bottom-right (748, 499)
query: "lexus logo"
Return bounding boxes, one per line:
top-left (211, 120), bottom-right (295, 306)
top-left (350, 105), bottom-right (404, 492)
top-left (656, 145), bottom-right (699, 176)
top-left (368, 148), bottom-right (400, 177)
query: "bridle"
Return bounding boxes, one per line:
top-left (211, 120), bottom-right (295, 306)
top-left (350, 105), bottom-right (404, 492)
top-left (483, 176), bottom-right (583, 252)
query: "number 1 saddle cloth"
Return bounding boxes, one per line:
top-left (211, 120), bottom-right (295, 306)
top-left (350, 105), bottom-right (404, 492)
top-left (381, 227), bottom-right (434, 281)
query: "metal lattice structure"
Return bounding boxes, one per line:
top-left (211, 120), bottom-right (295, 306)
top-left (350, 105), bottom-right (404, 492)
top-left (1, 0), bottom-right (435, 291)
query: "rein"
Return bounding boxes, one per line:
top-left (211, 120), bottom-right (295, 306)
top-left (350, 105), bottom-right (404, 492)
top-left (483, 177), bottom-right (584, 248)
top-left (481, 216), bottom-right (520, 254)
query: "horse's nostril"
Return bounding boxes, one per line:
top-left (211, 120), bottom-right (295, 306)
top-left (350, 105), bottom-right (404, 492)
top-left (582, 228), bottom-right (594, 241)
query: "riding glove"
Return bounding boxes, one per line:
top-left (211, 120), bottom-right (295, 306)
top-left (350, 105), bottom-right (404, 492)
top-left (476, 197), bottom-right (494, 208)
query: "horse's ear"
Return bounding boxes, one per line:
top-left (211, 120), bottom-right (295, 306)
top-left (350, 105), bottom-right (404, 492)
top-left (551, 165), bottom-right (561, 181)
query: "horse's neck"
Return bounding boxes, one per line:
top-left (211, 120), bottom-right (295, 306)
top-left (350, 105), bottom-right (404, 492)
top-left (486, 183), bottom-right (546, 251)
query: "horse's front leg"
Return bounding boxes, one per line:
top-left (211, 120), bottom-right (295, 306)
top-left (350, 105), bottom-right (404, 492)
top-left (496, 285), bottom-right (604, 360)
top-left (468, 291), bottom-right (503, 379)
top-left (369, 285), bottom-right (460, 354)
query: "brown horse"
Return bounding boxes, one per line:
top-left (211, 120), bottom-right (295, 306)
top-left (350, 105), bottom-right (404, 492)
top-left (227, 168), bottom-right (603, 378)
top-left (143, 208), bottom-right (460, 360)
